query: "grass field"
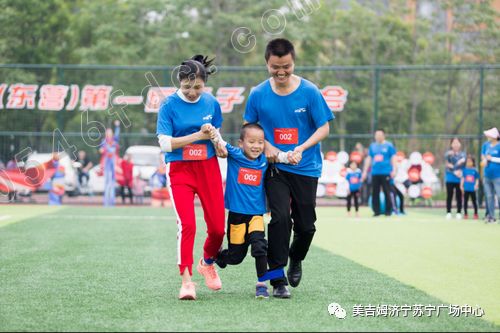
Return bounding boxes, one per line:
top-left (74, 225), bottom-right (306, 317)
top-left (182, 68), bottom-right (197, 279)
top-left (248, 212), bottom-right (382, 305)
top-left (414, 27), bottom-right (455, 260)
top-left (0, 205), bottom-right (499, 332)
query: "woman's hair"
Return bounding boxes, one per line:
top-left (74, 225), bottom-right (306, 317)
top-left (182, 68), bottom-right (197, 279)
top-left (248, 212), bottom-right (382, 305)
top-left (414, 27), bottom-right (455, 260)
top-left (178, 54), bottom-right (215, 83)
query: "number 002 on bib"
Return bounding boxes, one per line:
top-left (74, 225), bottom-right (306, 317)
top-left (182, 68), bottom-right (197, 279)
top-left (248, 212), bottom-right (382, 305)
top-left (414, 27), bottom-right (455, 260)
top-left (274, 128), bottom-right (298, 145)
top-left (237, 168), bottom-right (262, 186)
top-left (182, 144), bottom-right (208, 160)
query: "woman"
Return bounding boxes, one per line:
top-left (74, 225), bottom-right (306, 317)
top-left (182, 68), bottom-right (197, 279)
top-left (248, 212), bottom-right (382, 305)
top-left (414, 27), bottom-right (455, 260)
top-left (99, 120), bottom-right (120, 207)
top-left (444, 138), bottom-right (466, 219)
top-left (482, 127), bottom-right (500, 223)
top-left (156, 55), bottom-right (225, 300)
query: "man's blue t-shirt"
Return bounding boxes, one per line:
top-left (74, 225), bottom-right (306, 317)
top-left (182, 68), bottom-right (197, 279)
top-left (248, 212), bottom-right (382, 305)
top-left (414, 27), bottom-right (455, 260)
top-left (244, 78), bottom-right (333, 178)
top-left (224, 143), bottom-right (268, 215)
top-left (369, 141), bottom-right (396, 176)
top-left (156, 92), bottom-right (223, 163)
top-left (462, 168), bottom-right (479, 192)
top-left (346, 168), bottom-right (362, 192)
top-left (484, 143), bottom-right (500, 179)
top-left (445, 150), bottom-right (466, 183)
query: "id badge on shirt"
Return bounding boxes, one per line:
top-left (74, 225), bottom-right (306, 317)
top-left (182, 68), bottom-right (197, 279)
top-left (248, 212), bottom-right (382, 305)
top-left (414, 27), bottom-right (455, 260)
top-left (237, 167), bottom-right (262, 186)
top-left (274, 128), bottom-right (298, 145)
top-left (182, 144), bottom-right (208, 160)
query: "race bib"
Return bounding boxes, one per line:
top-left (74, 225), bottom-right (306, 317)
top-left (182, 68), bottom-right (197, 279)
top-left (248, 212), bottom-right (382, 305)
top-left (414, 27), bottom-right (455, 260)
top-left (465, 175), bottom-right (474, 183)
top-left (237, 167), bottom-right (262, 186)
top-left (374, 154), bottom-right (384, 162)
top-left (182, 144), bottom-right (208, 160)
top-left (350, 177), bottom-right (359, 184)
top-left (274, 128), bottom-right (298, 145)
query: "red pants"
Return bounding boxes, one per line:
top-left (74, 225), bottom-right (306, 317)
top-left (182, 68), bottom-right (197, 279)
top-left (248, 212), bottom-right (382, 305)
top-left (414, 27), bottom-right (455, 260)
top-left (167, 157), bottom-right (226, 275)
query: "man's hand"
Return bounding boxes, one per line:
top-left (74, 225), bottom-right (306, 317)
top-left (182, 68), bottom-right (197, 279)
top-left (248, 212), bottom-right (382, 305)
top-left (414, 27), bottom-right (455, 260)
top-left (265, 144), bottom-right (280, 163)
top-left (288, 146), bottom-right (304, 165)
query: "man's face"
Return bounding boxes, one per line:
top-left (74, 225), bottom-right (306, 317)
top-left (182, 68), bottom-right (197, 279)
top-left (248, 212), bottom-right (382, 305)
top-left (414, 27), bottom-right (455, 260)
top-left (375, 131), bottom-right (385, 143)
top-left (266, 53), bottom-right (295, 86)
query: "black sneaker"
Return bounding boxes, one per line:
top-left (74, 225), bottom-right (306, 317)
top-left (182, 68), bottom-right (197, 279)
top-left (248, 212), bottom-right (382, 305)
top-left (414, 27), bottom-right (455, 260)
top-left (287, 259), bottom-right (302, 288)
top-left (215, 257), bottom-right (227, 269)
top-left (272, 285), bottom-right (291, 298)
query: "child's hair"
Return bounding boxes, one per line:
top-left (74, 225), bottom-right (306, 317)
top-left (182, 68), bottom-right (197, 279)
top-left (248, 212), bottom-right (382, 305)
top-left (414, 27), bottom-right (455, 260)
top-left (240, 123), bottom-right (264, 140)
top-left (467, 154), bottom-right (476, 167)
top-left (265, 38), bottom-right (295, 62)
top-left (178, 54), bottom-right (215, 83)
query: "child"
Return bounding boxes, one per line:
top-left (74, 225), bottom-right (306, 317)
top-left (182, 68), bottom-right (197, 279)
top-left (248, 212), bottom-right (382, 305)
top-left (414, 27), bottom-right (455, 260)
top-left (345, 161), bottom-right (362, 217)
top-left (207, 123), bottom-right (292, 298)
top-left (133, 174), bottom-right (146, 205)
top-left (461, 155), bottom-right (480, 220)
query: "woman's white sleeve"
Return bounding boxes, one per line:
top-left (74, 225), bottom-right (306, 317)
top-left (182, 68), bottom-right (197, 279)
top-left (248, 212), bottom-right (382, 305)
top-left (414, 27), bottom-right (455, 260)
top-left (158, 134), bottom-right (173, 152)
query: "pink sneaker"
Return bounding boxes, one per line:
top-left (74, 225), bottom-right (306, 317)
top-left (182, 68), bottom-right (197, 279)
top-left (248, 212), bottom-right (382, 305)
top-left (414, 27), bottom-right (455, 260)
top-left (179, 282), bottom-right (196, 300)
top-left (197, 258), bottom-right (222, 290)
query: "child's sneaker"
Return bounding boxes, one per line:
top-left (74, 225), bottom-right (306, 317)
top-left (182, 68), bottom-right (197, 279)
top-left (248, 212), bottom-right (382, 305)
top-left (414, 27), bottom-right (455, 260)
top-left (197, 258), bottom-right (222, 291)
top-left (473, 214), bottom-right (479, 220)
top-left (255, 282), bottom-right (269, 299)
top-left (179, 282), bottom-right (196, 300)
top-left (456, 213), bottom-right (462, 220)
top-left (463, 214), bottom-right (469, 220)
top-left (446, 213), bottom-right (452, 220)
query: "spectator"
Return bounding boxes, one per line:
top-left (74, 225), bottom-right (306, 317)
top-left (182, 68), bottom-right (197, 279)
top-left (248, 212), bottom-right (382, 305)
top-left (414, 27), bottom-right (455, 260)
top-left (119, 153), bottom-right (134, 204)
top-left (444, 138), bottom-right (466, 220)
top-left (482, 127), bottom-right (500, 223)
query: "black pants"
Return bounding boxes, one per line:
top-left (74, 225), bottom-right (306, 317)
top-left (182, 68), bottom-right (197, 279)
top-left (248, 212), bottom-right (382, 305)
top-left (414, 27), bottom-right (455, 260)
top-left (446, 182), bottom-right (462, 213)
top-left (464, 191), bottom-right (478, 215)
top-left (216, 212), bottom-right (268, 279)
top-left (390, 184), bottom-right (405, 214)
top-left (265, 165), bottom-right (318, 287)
top-left (120, 185), bottom-right (133, 204)
top-left (372, 175), bottom-right (393, 216)
top-left (347, 190), bottom-right (359, 212)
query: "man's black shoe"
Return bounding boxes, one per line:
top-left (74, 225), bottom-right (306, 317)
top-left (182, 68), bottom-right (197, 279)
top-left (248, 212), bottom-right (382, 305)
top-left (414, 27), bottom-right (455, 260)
top-left (287, 259), bottom-right (302, 288)
top-left (272, 285), bottom-right (291, 298)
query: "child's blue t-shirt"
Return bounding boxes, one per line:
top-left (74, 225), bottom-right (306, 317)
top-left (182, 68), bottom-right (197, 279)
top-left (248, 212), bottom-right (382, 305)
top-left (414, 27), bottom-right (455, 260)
top-left (156, 92), bottom-right (223, 163)
top-left (462, 168), bottom-right (479, 192)
top-left (244, 78), bottom-right (334, 178)
top-left (346, 168), bottom-right (362, 192)
top-left (224, 143), bottom-right (268, 215)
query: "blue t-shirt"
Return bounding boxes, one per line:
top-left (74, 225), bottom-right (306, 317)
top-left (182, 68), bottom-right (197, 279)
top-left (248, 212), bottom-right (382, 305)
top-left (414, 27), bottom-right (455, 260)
top-left (482, 141), bottom-right (490, 156)
top-left (346, 168), bottom-right (362, 192)
top-left (444, 150), bottom-right (466, 183)
top-left (462, 168), bottom-right (479, 192)
top-left (156, 92), bottom-right (223, 163)
top-left (244, 78), bottom-right (334, 178)
top-left (224, 143), bottom-right (268, 215)
top-left (484, 143), bottom-right (500, 179)
top-left (368, 141), bottom-right (396, 176)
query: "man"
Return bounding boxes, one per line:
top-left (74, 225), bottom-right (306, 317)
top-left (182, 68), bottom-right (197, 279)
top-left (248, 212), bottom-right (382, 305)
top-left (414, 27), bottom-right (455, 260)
top-left (76, 150), bottom-right (93, 192)
top-left (244, 38), bottom-right (333, 298)
top-left (361, 129), bottom-right (397, 216)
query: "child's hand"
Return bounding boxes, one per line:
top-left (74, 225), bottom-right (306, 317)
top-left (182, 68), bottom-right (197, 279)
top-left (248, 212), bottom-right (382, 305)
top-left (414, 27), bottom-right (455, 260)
top-left (215, 142), bottom-right (228, 158)
top-left (208, 127), bottom-right (218, 141)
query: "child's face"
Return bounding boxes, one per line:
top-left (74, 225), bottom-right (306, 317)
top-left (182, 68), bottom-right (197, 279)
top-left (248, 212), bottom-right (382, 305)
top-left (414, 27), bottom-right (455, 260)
top-left (239, 128), bottom-right (265, 160)
top-left (466, 158), bottom-right (473, 168)
top-left (350, 162), bottom-right (357, 170)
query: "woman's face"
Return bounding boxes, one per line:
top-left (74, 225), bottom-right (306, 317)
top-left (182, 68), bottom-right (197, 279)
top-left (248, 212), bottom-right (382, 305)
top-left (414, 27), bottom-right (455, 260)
top-left (180, 77), bottom-right (205, 102)
top-left (451, 139), bottom-right (461, 151)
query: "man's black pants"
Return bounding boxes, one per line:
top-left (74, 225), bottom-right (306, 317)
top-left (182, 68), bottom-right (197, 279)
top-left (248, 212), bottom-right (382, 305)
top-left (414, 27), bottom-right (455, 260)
top-left (265, 165), bottom-right (318, 287)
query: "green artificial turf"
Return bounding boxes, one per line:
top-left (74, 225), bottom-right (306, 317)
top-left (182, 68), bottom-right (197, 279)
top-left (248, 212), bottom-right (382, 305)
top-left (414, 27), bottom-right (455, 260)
top-left (0, 206), bottom-right (498, 331)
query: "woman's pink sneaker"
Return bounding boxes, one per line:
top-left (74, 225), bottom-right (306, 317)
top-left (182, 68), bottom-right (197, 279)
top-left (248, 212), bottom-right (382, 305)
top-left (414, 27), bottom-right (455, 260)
top-left (179, 282), bottom-right (196, 300)
top-left (197, 258), bottom-right (222, 290)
